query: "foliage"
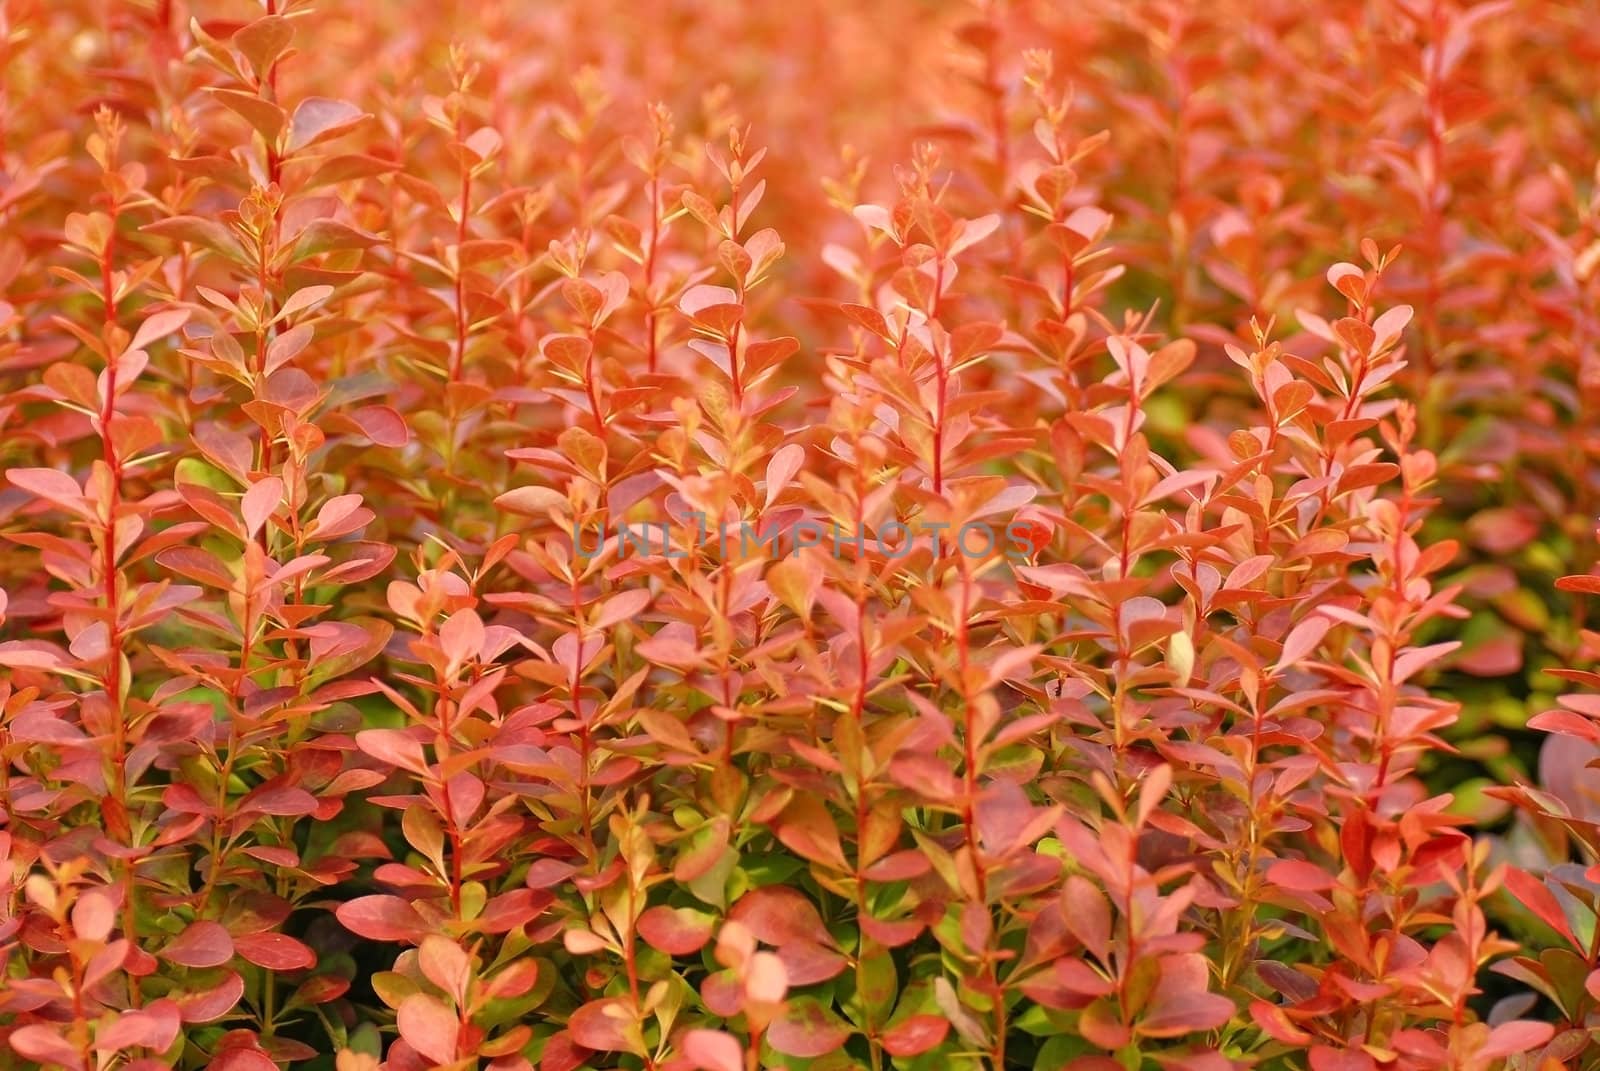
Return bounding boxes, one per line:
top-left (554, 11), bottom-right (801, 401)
top-left (0, 1), bottom-right (1597, 1069)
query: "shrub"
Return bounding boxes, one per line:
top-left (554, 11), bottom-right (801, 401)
top-left (0, 1), bottom-right (1595, 1069)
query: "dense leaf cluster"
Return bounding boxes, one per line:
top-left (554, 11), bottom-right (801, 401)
top-left (2, 2), bottom-right (1599, 1070)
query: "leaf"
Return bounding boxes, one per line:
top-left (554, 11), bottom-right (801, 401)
top-left (278, 285), bottom-right (335, 322)
top-left (127, 308), bottom-right (192, 355)
top-left (1274, 614), bottom-right (1332, 674)
top-left (637, 905), bottom-right (715, 955)
top-left (175, 970), bottom-right (245, 1023)
top-left (265, 322), bottom-right (314, 373)
top-left (142, 216), bottom-right (249, 263)
top-left (233, 932), bottom-right (317, 971)
top-left (682, 1029), bottom-right (742, 1071)
top-left (418, 936), bottom-right (472, 1005)
top-left (397, 993), bottom-right (458, 1065)
top-left (287, 97), bottom-right (368, 152)
top-left (774, 795), bottom-right (849, 870)
top-left (767, 998), bottom-right (850, 1058)
top-left (335, 895), bottom-right (429, 943)
top-left (350, 405), bottom-right (409, 446)
top-left (208, 1049), bottom-right (278, 1071)
top-left (729, 885), bottom-right (831, 948)
top-left (1480, 1020), bottom-right (1555, 1061)
top-left (880, 1015), bottom-right (949, 1057)
top-left (96, 1001), bottom-right (181, 1053)
top-left (237, 782), bottom-right (317, 816)
top-left (233, 15), bottom-right (294, 79)
top-left (1266, 859), bottom-right (1336, 892)
top-left (1504, 867), bottom-right (1581, 948)
top-left (1139, 954), bottom-right (1235, 1037)
top-left (764, 443), bottom-right (805, 509)
top-left (539, 1032), bottom-right (589, 1071)
top-left (162, 921), bottom-right (235, 968)
top-left (594, 588), bottom-right (651, 630)
top-left (72, 888), bottom-right (116, 942)
top-left (356, 729), bottom-right (432, 776)
top-left (567, 998), bottom-right (640, 1054)
top-left (10, 1025), bottom-right (83, 1068)
top-left (7, 468), bottom-right (92, 519)
top-left (207, 88), bottom-right (288, 143)
top-left (291, 219), bottom-right (381, 261)
top-left (242, 476), bottom-right (282, 540)
top-left (440, 609), bottom-right (485, 668)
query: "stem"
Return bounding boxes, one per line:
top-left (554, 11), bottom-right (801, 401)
top-left (98, 188), bottom-right (142, 1009)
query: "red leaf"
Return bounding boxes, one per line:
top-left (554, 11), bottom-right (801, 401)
top-left (767, 998), bottom-right (850, 1057)
top-left (1266, 859), bottom-right (1336, 892)
top-left (72, 888), bottom-right (117, 943)
top-left (1503, 867), bottom-right (1581, 949)
top-left (175, 971), bottom-right (246, 1023)
top-left (290, 975), bottom-right (351, 1006)
top-left (127, 308), bottom-right (191, 354)
top-left (637, 905), bottom-right (715, 955)
top-left (7, 468), bottom-right (91, 518)
top-left (96, 1001), bottom-right (181, 1053)
top-left (729, 885), bottom-right (832, 947)
top-left (335, 895), bottom-right (429, 943)
top-left (880, 1015), bottom-right (949, 1057)
top-left (207, 1051), bottom-right (278, 1071)
top-left (237, 783), bottom-right (318, 816)
top-left (418, 936), bottom-right (472, 1005)
top-left (538, 1032), bottom-right (590, 1071)
top-left (682, 1029), bottom-right (742, 1071)
top-left (774, 797), bottom-right (849, 871)
top-left (11, 1025), bottom-right (84, 1068)
top-left (287, 97), bottom-right (368, 152)
top-left (1250, 1000), bottom-right (1312, 1044)
top-left (162, 921), bottom-right (235, 968)
top-left (525, 859), bottom-right (578, 889)
top-left (1480, 1020), bottom-right (1554, 1060)
top-left (397, 993), bottom-right (459, 1065)
top-left (567, 998), bottom-right (639, 1053)
top-left (351, 404), bottom-right (410, 447)
top-left (1309, 1047), bottom-right (1379, 1071)
top-left (233, 932), bottom-right (317, 971)
top-left (355, 728), bottom-right (432, 776)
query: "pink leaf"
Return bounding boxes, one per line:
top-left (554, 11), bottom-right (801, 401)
top-left (397, 993), bottom-right (459, 1065)
top-left (1266, 859), bottom-right (1336, 892)
top-left (72, 888), bottom-right (117, 943)
top-left (729, 885), bottom-right (831, 947)
top-left (7, 468), bottom-right (93, 519)
top-left (335, 895), bottom-right (429, 943)
top-left (1504, 867), bottom-right (1580, 949)
top-left (96, 1000), bottom-right (181, 1053)
top-left (567, 998), bottom-right (638, 1053)
top-left (233, 932), bottom-right (317, 971)
top-left (162, 921), bottom-right (234, 968)
top-left (764, 443), bottom-right (805, 509)
top-left (767, 998), bottom-right (850, 1057)
top-left (880, 1015), bottom-right (949, 1057)
top-left (351, 404), bottom-right (410, 446)
top-left (418, 936), bottom-right (472, 1005)
top-left (175, 971), bottom-right (246, 1023)
top-left (637, 905), bottom-right (715, 955)
top-left (287, 97), bottom-right (367, 151)
top-left (356, 728), bottom-right (432, 776)
top-left (1480, 1020), bottom-right (1554, 1061)
top-left (207, 1051), bottom-right (277, 1071)
top-left (11, 1025), bottom-right (84, 1068)
top-left (127, 308), bottom-right (191, 355)
top-left (682, 1029), bottom-right (742, 1071)
top-left (242, 476), bottom-right (282, 541)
